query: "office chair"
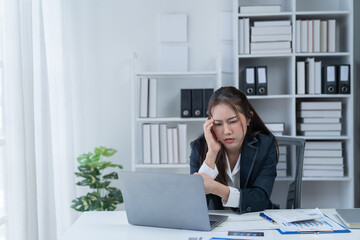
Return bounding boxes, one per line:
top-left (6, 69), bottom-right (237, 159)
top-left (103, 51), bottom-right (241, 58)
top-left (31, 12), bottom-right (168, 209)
top-left (275, 136), bottom-right (305, 209)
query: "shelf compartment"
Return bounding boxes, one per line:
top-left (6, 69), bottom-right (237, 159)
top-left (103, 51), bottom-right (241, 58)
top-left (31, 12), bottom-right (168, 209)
top-left (238, 0), bottom-right (293, 13)
top-left (296, 0), bottom-right (352, 12)
top-left (238, 57), bottom-right (293, 95)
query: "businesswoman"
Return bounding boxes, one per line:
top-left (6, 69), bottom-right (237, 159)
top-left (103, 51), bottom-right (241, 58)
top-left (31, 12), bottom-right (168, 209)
top-left (190, 86), bottom-right (278, 213)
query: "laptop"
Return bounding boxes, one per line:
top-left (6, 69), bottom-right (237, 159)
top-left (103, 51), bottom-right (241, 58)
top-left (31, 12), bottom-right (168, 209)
top-left (118, 171), bottom-right (228, 231)
top-left (336, 208), bottom-right (360, 229)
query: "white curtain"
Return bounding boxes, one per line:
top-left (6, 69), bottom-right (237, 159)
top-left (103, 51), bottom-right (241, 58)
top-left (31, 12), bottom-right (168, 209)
top-left (3, 0), bottom-right (77, 239)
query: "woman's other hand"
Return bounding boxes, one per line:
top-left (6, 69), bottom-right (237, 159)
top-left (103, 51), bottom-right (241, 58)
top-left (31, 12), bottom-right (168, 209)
top-left (203, 118), bottom-right (221, 154)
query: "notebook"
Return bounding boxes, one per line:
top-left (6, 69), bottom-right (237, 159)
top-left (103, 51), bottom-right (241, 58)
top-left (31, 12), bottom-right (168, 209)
top-left (336, 208), bottom-right (360, 228)
top-left (117, 171), bottom-right (228, 231)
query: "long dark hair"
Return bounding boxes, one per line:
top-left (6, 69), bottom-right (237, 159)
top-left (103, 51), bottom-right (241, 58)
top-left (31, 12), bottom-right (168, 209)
top-left (192, 86), bottom-right (277, 185)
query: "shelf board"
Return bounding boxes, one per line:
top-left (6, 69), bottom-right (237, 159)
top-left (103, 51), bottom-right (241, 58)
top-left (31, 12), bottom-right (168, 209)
top-left (135, 164), bottom-right (189, 169)
top-left (295, 94), bottom-right (351, 98)
top-left (136, 71), bottom-right (217, 77)
top-left (302, 177), bottom-right (351, 181)
top-left (247, 95), bottom-right (293, 100)
top-left (238, 12), bottom-right (292, 17)
top-left (296, 52), bottom-right (350, 57)
top-left (136, 117), bottom-right (206, 122)
top-left (238, 54), bottom-right (292, 58)
top-left (296, 11), bottom-right (350, 16)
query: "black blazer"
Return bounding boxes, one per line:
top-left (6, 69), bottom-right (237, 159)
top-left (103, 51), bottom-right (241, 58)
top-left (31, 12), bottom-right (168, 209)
top-left (190, 133), bottom-right (277, 214)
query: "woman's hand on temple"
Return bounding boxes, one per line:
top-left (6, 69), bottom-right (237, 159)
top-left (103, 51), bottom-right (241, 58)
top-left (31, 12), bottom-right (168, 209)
top-left (203, 118), bottom-right (221, 154)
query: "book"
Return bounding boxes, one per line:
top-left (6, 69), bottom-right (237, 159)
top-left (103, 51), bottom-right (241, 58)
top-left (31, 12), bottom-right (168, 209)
top-left (303, 164), bottom-right (343, 170)
top-left (300, 131), bottom-right (341, 136)
top-left (253, 20), bottom-right (291, 27)
top-left (299, 117), bottom-right (340, 123)
top-left (172, 128), bottom-right (179, 164)
top-left (298, 123), bottom-right (341, 131)
top-left (298, 101), bottom-right (342, 110)
top-left (328, 19), bottom-right (336, 52)
top-left (320, 20), bottom-right (328, 52)
top-left (304, 149), bottom-right (342, 158)
top-left (303, 169), bottom-right (344, 177)
top-left (305, 58), bottom-right (315, 94)
top-left (305, 141), bottom-right (342, 150)
top-left (300, 20), bottom-right (308, 52)
top-left (150, 124), bottom-right (160, 164)
top-left (251, 26), bottom-right (292, 35)
top-left (167, 128), bottom-right (174, 164)
top-left (314, 61), bottom-right (322, 94)
top-left (148, 78), bottom-right (157, 118)
top-left (177, 123), bottom-right (187, 164)
top-left (142, 124), bottom-right (151, 164)
top-left (307, 20), bottom-right (313, 52)
top-left (250, 41), bottom-right (291, 50)
top-left (278, 146), bottom-right (287, 154)
top-left (297, 61), bottom-right (305, 94)
top-left (139, 77), bottom-right (149, 118)
top-left (297, 110), bottom-right (341, 118)
top-left (251, 34), bottom-right (292, 42)
top-left (265, 123), bottom-right (284, 132)
top-left (238, 19), bottom-right (244, 54)
top-left (304, 157), bottom-right (343, 165)
top-left (277, 162), bottom-right (287, 170)
top-left (239, 5), bottom-right (281, 13)
top-left (277, 169), bottom-right (287, 177)
top-left (336, 209), bottom-right (360, 228)
top-left (296, 20), bottom-right (301, 52)
top-left (244, 18), bottom-right (250, 54)
top-left (159, 124), bottom-right (168, 164)
top-left (313, 20), bottom-right (321, 52)
top-left (250, 48), bottom-right (291, 55)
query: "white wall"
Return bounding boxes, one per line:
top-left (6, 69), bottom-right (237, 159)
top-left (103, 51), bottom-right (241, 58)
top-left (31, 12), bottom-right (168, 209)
top-left (62, 0), bottom-right (232, 170)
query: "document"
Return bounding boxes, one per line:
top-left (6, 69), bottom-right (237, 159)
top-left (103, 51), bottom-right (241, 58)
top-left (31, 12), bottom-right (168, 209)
top-left (260, 208), bottom-right (350, 234)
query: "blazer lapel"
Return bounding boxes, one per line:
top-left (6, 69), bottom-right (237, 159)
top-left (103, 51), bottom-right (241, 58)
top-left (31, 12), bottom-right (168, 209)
top-left (240, 136), bottom-right (259, 188)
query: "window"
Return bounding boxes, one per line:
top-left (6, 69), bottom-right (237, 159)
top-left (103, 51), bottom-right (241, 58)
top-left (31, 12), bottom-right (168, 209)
top-left (0, 1), bottom-right (7, 239)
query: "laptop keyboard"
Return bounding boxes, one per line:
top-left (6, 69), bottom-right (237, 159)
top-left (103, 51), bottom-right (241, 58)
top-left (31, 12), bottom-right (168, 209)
top-left (210, 220), bottom-right (217, 225)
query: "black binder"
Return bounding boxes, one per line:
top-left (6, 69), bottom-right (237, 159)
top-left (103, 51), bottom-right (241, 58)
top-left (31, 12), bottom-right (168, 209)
top-left (191, 89), bottom-right (203, 117)
top-left (180, 89), bottom-right (192, 118)
top-left (322, 65), bottom-right (337, 94)
top-left (202, 89), bottom-right (214, 117)
top-left (337, 64), bottom-right (350, 94)
top-left (241, 67), bottom-right (256, 95)
top-left (256, 66), bottom-right (268, 95)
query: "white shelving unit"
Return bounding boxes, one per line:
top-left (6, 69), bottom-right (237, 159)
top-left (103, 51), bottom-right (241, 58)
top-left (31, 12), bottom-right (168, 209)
top-left (234, 0), bottom-right (354, 208)
top-left (131, 54), bottom-right (226, 173)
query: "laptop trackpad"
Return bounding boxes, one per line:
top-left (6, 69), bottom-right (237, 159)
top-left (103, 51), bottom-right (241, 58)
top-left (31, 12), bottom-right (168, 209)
top-left (209, 214), bottom-right (228, 230)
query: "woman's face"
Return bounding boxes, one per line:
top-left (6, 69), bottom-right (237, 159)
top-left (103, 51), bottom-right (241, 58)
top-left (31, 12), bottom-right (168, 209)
top-left (211, 103), bottom-right (249, 152)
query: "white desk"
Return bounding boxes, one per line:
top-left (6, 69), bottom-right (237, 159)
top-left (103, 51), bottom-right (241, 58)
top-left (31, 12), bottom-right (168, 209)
top-left (61, 209), bottom-right (360, 240)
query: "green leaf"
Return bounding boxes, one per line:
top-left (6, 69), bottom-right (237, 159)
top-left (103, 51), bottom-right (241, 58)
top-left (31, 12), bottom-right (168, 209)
top-left (103, 172), bottom-right (118, 179)
top-left (103, 148), bottom-right (117, 157)
top-left (77, 153), bottom-right (92, 165)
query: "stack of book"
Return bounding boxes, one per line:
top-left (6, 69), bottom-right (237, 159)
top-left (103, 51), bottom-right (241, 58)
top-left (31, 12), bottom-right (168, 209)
top-left (295, 19), bottom-right (336, 53)
top-left (142, 123), bottom-right (187, 164)
top-left (139, 78), bottom-right (157, 118)
top-left (250, 20), bottom-right (292, 55)
top-left (265, 123), bottom-right (285, 136)
top-left (277, 146), bottom-right (287, 177)
top-left (303, 141), bottom-right (344, 177)
top-left (296, 58), bottom-right (322, 95)
top-left (297, 101), bottom-right (342, 136)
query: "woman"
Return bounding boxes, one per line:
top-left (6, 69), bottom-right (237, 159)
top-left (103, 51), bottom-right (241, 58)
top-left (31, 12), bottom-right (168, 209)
top-left (190, 86), bottom-right (278, 213)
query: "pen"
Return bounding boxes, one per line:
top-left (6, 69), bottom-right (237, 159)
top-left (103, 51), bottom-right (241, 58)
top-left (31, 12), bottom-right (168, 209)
top-left (259, 212), bottom-right (277, 224)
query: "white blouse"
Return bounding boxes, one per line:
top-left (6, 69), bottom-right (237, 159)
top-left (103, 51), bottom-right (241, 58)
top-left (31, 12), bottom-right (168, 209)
top-left (198, 154), bottom-right (241, 208)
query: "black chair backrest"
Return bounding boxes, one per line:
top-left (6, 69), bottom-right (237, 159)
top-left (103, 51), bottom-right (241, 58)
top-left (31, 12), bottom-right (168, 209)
top-left (275, 136), bottom-right (305, 209)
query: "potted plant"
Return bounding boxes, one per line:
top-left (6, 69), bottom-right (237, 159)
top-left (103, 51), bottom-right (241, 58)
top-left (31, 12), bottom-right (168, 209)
top-left (71, 146), bottom-right (123, 211)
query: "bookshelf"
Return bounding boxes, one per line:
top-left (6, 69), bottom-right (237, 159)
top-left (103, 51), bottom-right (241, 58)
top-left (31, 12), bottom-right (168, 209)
top-left (131, 54), bottom-right (224, 173)
top-left (234, 0), bottom-right (354, 208)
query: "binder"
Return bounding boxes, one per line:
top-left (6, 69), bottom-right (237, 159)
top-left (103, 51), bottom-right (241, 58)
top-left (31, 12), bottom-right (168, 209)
top-left (180, 89), bottom-right (192, 118)
top-left (337, 64), bottom-right (350, 94)
top-left (256, 66), bottom-right (267, 95)
top-left (202, 88), bottom-right (214, 117)
top-left (322, 65), bottom-right (337, 94)
top-left (191, 89), bottom-right (203, 117)
top-left (241, 67), bottom-right (256, 95)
